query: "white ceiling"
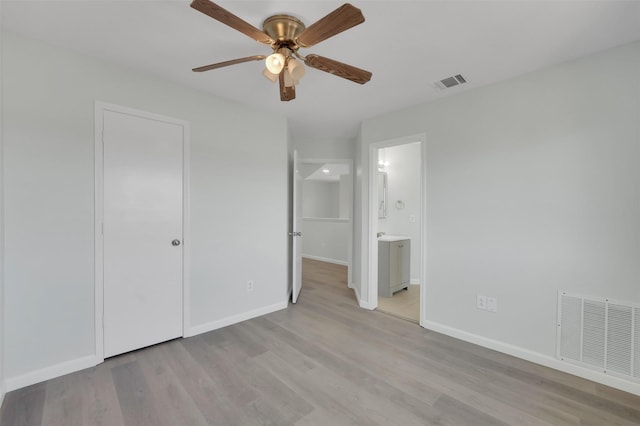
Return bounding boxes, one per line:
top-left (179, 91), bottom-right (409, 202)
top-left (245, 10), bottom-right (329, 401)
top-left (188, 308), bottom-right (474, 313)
top-left (305, 162), bottom-right (350, 181)
top-left (3, 1), bottom-right (640, 141)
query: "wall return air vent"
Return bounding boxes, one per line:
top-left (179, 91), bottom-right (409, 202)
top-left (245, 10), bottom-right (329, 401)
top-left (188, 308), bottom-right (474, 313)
top-left (557, 291), bottom-right (640, 383)
top-left (434, 74), bottom-right (467, 90)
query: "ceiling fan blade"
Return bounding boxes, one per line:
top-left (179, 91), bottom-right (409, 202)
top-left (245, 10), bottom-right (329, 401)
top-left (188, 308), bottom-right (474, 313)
top-left (192, 55), bottom-right (266, 72)
top-left (305, 54), bottom-right (372, 85)
top-left (279, 72), bottom-right (296, 101)
top-left (190, 0), bottom-right (274, 45)
top-left (295, 3), bottom-right (365, 48)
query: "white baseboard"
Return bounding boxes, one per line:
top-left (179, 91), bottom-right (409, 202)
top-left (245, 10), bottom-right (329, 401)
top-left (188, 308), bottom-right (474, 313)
top-left (353, 285), bottom-right (361, 302)
top-left (4, 302), bottom-right (289, 393)
top-left (5, 355), bottom-right (99, 392)
top-left (186, 301), bottom-right (288, 337)
top-left (301, 254), bottom-right (348, 266)
top-left (423, 320), bottom-right (640, 397)
top-left (353, 286), bottom-right (374, 310)
top-left (410, 279), bottom-right (420, 285)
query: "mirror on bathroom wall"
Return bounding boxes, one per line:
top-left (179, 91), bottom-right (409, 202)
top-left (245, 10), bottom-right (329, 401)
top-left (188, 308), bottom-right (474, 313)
top-left (378, 171), bottom-right (387, 219)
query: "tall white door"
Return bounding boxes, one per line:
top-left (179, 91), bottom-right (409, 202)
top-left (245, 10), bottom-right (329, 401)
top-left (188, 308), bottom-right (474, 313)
top-left (291, 150), bottom-right (303, 303)
top-left (102, 109), bottom-right (184, 358)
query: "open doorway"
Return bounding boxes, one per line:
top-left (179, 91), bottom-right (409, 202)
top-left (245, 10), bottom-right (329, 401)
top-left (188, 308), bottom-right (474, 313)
top-left (368, 136), bottom-right (426, 325)
top-left (299, 159), bottom-right (353, 296)
top-left (375, 142), bottom-right (421, 322)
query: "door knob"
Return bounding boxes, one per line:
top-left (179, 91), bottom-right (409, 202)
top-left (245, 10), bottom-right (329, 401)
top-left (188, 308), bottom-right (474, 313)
top-left (172, 239), bottom-right (181, 246)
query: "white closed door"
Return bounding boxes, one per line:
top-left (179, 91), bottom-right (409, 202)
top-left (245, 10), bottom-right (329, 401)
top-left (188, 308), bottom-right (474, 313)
top-left (291, 150), bottom-right (303, 303)
top-left (102, 109), bottom-right (184, 358)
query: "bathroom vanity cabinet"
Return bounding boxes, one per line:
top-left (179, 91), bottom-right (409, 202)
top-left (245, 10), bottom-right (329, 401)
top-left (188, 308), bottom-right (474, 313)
top-left (378, 237), bottom-right (410, 297)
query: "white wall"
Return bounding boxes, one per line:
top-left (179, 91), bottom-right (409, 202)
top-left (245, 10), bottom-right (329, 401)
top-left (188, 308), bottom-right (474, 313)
top-left (302, 180), bottom-right (340, 218)
top-left (302, 219), bottom-right (349, 265)
top-left (293, 137), bottom-right (354, 159)
top-left (353, 130), bottom-right (364, 301)
top-left (378, 143), bottom-right (421, 282)
top-left (360, 41), bottom-right (640, 363)
top-left (2, 32), bottom-right (288, 387)
top-left (339, 174), bottom-right (350, 219)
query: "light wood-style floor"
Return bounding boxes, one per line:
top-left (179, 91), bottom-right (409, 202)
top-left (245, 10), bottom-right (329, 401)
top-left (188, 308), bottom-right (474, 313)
top-left (377, 284), bottom-right (420, 323)
top-left (3, 258), bottom-right (640, 425)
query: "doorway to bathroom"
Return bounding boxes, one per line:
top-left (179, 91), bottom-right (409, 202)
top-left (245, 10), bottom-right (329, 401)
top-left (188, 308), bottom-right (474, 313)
top-left (369, 137), bottom-right (425, 324)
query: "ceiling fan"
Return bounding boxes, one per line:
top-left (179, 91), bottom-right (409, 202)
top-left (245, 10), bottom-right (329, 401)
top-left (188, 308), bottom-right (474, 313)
top-left (190, 0), bottom-right (372, 101)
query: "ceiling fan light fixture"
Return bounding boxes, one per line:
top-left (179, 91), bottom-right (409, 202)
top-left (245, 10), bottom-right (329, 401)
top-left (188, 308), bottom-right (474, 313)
top-left (287, 58), bottom-right (306, 81)
top-left (262, 68), bottom-right (279, 83)
top-left (283, 68), bottom-right (295, 88)
top-left (265, 52), bottom-right (285, 74)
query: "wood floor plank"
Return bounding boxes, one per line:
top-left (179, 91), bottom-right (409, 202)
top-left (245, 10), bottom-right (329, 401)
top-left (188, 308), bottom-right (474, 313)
top-left (181, 335), bottom-right (260, 407)
top-left (433, 394), bottom-right (509, 426)
top-left (135, 345), bottom-right (209, 426)
top-left (161, 340), bottom-right (253, 425)
top-left (2, 258), bottom-right (640, 426)
top-left (0, 383), bottom-right (46, 426)
top-left (41, 370), bottom-right (87, 426)
top-left (81, 364), bottom-right (126, 426)
top-left (110, 360), bottom-right (167, 426)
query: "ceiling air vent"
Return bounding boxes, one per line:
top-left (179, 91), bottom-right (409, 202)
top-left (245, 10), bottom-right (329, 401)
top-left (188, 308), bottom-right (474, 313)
top-left (435, 74), bottom-right (468, 90)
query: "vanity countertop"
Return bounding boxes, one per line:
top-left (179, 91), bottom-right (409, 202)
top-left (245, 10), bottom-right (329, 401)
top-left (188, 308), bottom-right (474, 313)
top-left (378, 235), bottom-right (410, 242)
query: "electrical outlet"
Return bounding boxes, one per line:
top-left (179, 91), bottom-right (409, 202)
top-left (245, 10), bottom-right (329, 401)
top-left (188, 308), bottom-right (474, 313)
top-left (247, 280), bottom-right (254, 292)
top-left (487, 297), bottom-right (497, 313)
top-left (477, 294), bottom-right (487, 310)
top-left (409, 214), bottom-right (416, 223)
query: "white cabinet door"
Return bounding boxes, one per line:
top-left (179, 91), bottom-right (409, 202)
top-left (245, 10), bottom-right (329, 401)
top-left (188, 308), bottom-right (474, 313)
top-left (102, 109), bottom-right (184, 358)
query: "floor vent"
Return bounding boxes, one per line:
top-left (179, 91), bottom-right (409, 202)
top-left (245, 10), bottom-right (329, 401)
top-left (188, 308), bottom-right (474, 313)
top-left (557, 292), bottom-right (639, 382)
top-left (434, 74), bottom-right (468, 90)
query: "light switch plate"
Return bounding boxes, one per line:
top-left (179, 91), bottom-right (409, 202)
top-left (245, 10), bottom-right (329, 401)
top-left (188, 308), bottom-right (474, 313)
top-left (477, 294), bottom-right (487, 310)
top-left (487, 297), bottom-right (497, 312)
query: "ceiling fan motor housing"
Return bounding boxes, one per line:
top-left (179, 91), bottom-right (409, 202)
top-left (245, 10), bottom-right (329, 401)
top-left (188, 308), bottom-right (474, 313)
top-left (262, 15), bottom-right (306, 46)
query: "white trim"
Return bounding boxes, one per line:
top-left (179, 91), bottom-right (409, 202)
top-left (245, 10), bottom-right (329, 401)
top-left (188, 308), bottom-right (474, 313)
top-left (0, 0), bottom-right (4, 406)
top-left (353, 285), bottom-right (374, 310)
top-left (94, 101), bottom-right (191, 362)
top-left (4, 355), bottom-right (99, 392)
top-left (302, 254), bottom-right (348, 266)
top-left (185, 301), bottom-right (288, 337)
top-left (302, 217), bottom-right (349, 223)
top-left (366, 134), bottom-right (427, 321)
top-left (182, 121), bottom-right (192, 341)
top-left (94, 103), bottom-right (104, 362)
top-left (410, 279), bottom-right (420, 285)
top-left (424, 320), bottom-right (640, 397)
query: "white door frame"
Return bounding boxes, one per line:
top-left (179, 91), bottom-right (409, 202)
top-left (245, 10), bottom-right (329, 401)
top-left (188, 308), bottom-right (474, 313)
top-left (300, 158), bottom-right (354, 287)
top-left (94, 101), bottom-right (190, 362)
top-left (367, 134), bottom-right (427, 326)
